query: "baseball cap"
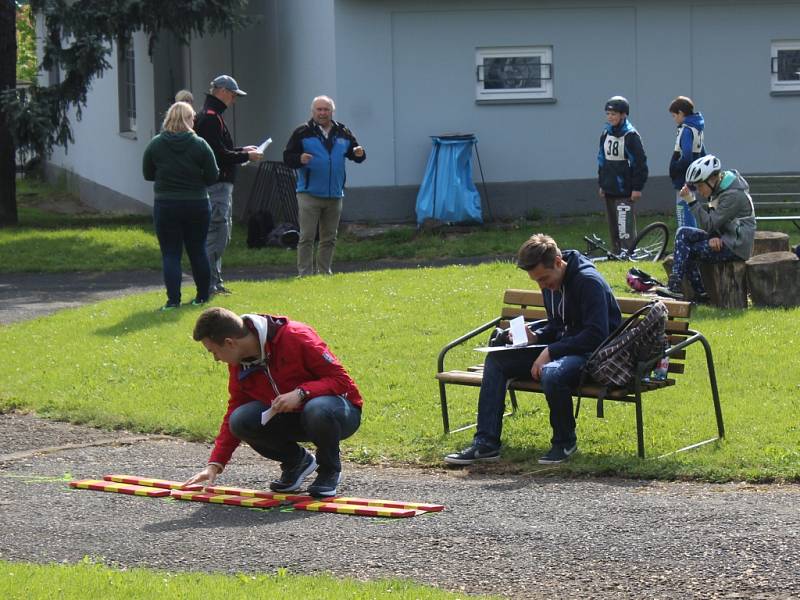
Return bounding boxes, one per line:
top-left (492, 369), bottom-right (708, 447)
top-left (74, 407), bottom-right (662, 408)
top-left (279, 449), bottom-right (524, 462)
top-left (210, 75), bottom-right (247, 96)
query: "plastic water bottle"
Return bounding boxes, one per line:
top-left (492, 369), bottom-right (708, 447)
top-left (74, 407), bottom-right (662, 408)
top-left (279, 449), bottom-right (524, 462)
top-left (653, 357), bottom-right (669, 381)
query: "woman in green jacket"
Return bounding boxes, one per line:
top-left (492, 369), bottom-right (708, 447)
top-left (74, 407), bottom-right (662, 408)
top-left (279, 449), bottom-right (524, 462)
top-left (143, 102), bottom-right (219, 309)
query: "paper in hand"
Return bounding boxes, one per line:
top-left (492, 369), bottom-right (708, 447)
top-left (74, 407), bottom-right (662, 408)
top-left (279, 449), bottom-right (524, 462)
top-left (509, 316), bottom-right (529, 348)
top-left (256, 137), bottom-right (272, 155)
top-left (261, 406), bottom-right (275, 426)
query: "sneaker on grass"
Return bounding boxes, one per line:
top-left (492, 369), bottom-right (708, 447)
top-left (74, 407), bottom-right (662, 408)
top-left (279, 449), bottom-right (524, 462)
top-left (537, 443), bottom-right (577, 465)
top-left (443, 444), bottom-right (500, 465)
top-left (269, 449), bottom-right (317, 492)
top-left (160, 302), bottom-right (180, 311)
top-left (307, 469), bottom-right (341, 498)
top-left (653, 286), bottom-right (685, 300)
top-left (213, 285), bottom-right (233, 295)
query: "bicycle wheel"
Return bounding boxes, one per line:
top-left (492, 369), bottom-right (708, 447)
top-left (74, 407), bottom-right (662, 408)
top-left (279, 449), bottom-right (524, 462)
top-left (630, 222), bottom-right (669, 261)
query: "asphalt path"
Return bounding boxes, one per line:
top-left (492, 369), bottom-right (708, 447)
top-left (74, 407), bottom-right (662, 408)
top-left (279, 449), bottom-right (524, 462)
top-left (1, 266), bottom-right (798, 599)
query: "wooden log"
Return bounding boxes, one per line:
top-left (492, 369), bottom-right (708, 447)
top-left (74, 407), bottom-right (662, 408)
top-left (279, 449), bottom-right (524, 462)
top-left (746, 251), bottom-right (800, 307)
top-left (699, 261), bottom-right (748, 308)
top-left (752, 231), bottom-right (790, 256)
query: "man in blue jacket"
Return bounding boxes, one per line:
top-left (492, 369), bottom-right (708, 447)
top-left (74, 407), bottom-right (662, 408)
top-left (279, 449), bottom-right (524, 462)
top-left (283, 96), bottom-right (366, 276)
top-left (445, 234), bottom-right (622, 465)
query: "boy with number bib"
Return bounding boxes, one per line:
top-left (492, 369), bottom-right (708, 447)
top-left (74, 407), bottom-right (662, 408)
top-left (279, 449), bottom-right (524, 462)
top-left (668, 96), bottom-right (706, 229)
top-left (598, 96), bottom-right (649, 254)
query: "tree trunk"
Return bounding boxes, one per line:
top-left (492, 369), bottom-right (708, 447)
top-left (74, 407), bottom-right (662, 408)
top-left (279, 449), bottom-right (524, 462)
top-left (752, 231), bottom-right (790, 256)
top-left (699, 261), bottom-right (748, 309)
top-left (0, 0), bottom-right (18, 226)
top-left (746, 251), bottom-right (800, 308)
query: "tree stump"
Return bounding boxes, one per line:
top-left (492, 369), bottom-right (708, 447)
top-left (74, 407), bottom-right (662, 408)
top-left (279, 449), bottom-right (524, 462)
top-left (699, 261), bottom-right (748, 308)
top-left (753, 231), bottom-right (790, 256)
top-left (746, 251), bottom-right (800, 307)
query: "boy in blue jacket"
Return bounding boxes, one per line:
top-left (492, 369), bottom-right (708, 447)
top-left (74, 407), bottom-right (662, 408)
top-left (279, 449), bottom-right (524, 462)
top-left (668, 96), bottom-right (706, 229)
top-left (445, 234), bottom-right (622, 465)
top-left (598, 96), bottom-right (649, 254)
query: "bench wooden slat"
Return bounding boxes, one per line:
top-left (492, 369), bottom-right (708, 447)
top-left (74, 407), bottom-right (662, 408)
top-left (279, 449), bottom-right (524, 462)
top-left (502, 289), bottom-right (693, 319)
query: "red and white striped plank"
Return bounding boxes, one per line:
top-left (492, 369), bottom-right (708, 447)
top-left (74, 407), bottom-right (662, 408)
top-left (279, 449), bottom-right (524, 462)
top-left (205, 485), bottom-right (311, 503)
top-left (330, 497), bottom-right (445, 513)
top-left (103, 474), bottom-right (203, 491)
top-left (170, 489), bottom-right (280, 509)
top-left (69, 479), bottom-right (170, 497)
top-left (292, 500), bottom-right (422, 518)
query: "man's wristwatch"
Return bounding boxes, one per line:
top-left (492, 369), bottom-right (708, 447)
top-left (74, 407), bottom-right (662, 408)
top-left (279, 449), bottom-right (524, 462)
top-left (295, 387), bottom-right (308, 402)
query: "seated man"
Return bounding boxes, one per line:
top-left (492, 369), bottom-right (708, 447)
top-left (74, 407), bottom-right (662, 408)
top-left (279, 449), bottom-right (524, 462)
top-left (655, 154), bottom-right (756, 300)
top-left (183, 307), bottom-right (363, 497)
top-left (444, 234), bottom-right (622, 465)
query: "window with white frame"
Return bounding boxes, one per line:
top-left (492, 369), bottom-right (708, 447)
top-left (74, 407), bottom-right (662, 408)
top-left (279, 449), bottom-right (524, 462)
top-left (475, 46), bottom-right (553, 102)
top-left (771, 40), bottom-right (800, 94)
top-left (117, 35), bottom-right (137, 134)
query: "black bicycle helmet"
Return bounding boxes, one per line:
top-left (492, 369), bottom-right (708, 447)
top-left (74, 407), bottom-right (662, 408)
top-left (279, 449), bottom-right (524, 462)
top-left (604, 95), bottom-right (630, 115)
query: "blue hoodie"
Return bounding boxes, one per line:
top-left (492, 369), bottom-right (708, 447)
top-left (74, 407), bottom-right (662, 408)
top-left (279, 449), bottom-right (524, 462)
top-left (597, 119), bottom-right (649, 198)
top-left (532, 250), bottom-right (622, 359)
top-left (669, 112), bottom-right (706, 189)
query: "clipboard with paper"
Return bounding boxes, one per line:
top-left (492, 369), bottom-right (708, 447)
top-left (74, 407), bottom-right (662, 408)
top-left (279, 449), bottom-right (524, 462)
top-left (474, 315), bottom-right (546, 353)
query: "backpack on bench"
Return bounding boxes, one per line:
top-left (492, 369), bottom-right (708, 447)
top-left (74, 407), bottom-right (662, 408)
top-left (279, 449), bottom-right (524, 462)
top-left (578, 300), bottom-right (669, 418)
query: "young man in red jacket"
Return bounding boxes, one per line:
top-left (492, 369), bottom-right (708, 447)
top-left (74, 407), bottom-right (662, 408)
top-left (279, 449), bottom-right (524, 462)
top-left (183, 307), bottom-right (363, 497)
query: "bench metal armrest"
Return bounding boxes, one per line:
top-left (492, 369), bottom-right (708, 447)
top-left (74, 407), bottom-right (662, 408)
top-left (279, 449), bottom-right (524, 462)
top-left (437, 317), bottom-right (501, 373)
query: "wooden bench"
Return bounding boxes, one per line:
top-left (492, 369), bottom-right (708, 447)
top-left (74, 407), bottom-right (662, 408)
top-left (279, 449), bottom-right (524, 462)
top-left (746, 174), bottom-right (800, 231)
top-left (436, 289), bottom-right (725, 458)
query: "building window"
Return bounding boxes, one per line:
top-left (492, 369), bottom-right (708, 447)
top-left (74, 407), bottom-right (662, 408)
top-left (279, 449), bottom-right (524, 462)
top-left (475, 46), bottom-right (553, 103)
top-left (117, 35), bottom-right (137, 134)
top-left (771, 40), bottom-right (800, 94)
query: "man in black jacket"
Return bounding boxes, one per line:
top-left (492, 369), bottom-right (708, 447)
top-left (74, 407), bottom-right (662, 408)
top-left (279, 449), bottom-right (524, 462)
top-left (444, 234), bottom-right (621, 465)
top-left (195, 75), bottom-right (262, 295)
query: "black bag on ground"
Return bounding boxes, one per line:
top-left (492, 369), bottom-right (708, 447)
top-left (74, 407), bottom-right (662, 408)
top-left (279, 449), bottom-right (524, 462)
top-left (265, 223), bottom-right (300, 249)
top-left (246, 211), bottom-right (275, 248)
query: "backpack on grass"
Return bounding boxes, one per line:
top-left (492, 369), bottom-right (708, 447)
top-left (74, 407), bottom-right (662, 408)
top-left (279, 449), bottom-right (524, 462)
top-left (577, 300), bottom-right (669, 418)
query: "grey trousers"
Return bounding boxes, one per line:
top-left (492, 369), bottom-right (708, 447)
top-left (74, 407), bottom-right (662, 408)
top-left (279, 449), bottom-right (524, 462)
top-left (604, 196), bottom-right (637, 254)
top-left (206, 182), bottom-right (234, 290)
top-left (297, 192), bottom-right (343, 276)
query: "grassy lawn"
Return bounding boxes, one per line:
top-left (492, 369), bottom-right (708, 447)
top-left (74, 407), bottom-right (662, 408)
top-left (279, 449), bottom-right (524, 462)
top-left (0, 559), bottom-right (499, 600)
top-left (1, 261), bottom-right (797, 482)
top-left (14, 176), bottom-right (800, 272)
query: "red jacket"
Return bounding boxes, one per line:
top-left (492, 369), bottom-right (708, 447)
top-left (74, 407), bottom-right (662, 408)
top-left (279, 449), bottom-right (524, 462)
top-left (209, 315), bottom-right (362, 466)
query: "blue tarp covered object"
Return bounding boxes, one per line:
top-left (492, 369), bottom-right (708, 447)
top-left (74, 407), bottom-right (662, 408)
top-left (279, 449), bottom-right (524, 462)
top-left (415, 134), bottom-right (483, 225)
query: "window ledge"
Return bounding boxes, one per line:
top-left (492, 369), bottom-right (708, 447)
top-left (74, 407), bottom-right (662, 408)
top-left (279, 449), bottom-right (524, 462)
top-left (118, 131), bottom-right (137, 140)
top-left (770, 90), bottom-right (800, 97)
top-left (476, 97), bottom-right (557, 105)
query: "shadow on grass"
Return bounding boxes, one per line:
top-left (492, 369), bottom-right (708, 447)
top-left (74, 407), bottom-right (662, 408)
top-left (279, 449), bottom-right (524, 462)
top-left (94, 307), bottom-right (185, 336)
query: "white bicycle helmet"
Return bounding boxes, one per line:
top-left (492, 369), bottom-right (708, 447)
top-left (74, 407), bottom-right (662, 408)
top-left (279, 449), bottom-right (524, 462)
top-left (685, 155), bottom-right (721, 184)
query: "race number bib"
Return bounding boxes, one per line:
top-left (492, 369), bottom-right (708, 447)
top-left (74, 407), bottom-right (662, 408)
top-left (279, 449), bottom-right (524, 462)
top-left (604, 134), bottom-right (626, 161)
top-left (674, 125), bottom-right (703, 153)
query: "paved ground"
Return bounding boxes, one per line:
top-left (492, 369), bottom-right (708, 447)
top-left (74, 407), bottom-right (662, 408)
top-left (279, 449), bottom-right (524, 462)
top-left (1, 267), bottom-right (799, 599)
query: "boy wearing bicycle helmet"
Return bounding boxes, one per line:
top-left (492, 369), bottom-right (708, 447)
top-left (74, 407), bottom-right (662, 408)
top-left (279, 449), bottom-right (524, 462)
top-left (655, 154), bottom-right (756, 301)
top-left (668, 96), bottom-right (706, 229)
top-left (598, 96), bottom-right (649, 254)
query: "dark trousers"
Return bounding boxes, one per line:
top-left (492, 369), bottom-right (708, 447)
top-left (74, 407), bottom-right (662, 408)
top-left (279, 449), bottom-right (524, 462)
top-left (670, 226), bottom-right (740, 295)
top-left (153, 199), bottom-right (211, 305)
top-left (604, 196), bottom-right (637, 254)
top-left (474, 349), bottom-right (586, 450)
top-left (228, 396), bottom-right (362, 473)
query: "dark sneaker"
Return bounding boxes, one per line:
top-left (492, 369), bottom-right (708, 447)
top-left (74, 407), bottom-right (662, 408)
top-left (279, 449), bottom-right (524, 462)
top-left (160, 302), bottom-right (180, 311)
top-left (307, 469), bottom-right (341, 498)
top-left (653, 286), bottom-right (684, 300)
top-left (537, 443), bottom-right (578, 465)
top-left (190, 298), bottom-right (208, 306)
top-left (443, 444), bottom-right (500, 465)
top-left (213, 285), bottom-right (233, 295)
top-left (269, 450), bottom-right (317, 492)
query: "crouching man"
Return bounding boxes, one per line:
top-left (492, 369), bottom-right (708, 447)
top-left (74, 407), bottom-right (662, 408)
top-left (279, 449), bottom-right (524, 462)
top-left (444, 234), bottom-right (621, 465)
top-left (183, 307), bottom-right (362, 497)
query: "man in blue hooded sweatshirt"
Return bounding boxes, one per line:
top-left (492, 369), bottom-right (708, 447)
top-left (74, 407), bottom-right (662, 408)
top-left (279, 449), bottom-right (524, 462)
top-left (445, 234), bottom-right (622, 465)
top-left (668, 96), bottom-right (706, 229)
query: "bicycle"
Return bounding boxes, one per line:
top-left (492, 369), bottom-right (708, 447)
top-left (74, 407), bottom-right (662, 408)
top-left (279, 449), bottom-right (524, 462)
top-left (583, 221), bottom-right (669, 262)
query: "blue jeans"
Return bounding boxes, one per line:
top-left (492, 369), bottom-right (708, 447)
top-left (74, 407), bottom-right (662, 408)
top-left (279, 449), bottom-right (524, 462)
top-left (228, 396), bottom-right (361, 473)
top-left (671, 226), bottom-right (740, 295)
top-left (153, 199), bottom-right (211, 305)
top-left (474, 350), bottom-right (586, 450)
